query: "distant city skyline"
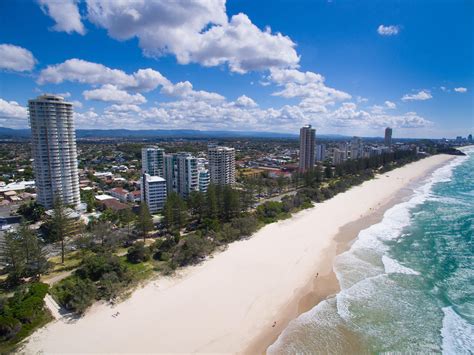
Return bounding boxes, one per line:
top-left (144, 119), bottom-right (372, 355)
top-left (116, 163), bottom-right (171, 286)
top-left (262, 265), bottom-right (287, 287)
top-left (0, 0), bottom-right (473, 138)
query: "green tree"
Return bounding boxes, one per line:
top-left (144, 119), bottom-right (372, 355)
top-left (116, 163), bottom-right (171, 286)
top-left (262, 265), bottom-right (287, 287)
top-left (188, 191), bottom-right (206, 223)
top-left (126, 242), bottom-right (150, 264)
top-left (222, 186), bottom-right (241, 221)
top-left (18, 221), bottom-right (48, 278)
top-left (17, 201), bottom-right (45, 222)
top-left (206, 184), bottom-right (218, 219)
top-left (48, 197), bottom-right (77, 264)
top-left (163, 192), bottom-right (187, 231)
top-left (1, 232), bottom-right (26, 285)
top-left (136, 203), bottom-right (154, 242)
top-left (53, 277), bottom-right (96, 313)
top-left (324, 162), bottom-right (333, 179)
top-left (80, 190), bottom-right (96, 213)
top-left (119, 208), bottom-right (136, 237)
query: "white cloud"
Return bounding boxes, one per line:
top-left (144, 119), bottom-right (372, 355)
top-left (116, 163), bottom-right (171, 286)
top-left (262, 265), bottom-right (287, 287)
top-left (38, 0), bottom-right (85, 35)
top-left (269, 68), bottom-right (351, 105)
top-left (385, 100), bottom-right (396, 109)
top-left (85, 0), bottom-right (299, 73)
top-left (83, 85), bottom-right (147, 104)
top-left (454, 87), bottom-right (467, 93)
top-left (0, 44), bottom-right (37, 72)
top-left (440, 86), bottom-right (449, 92)
top-left (38, 58), bottom-right (227, 105)
top-left (71, 100), bottom-right (83, 108)
top-left (233, 95), bottom-right (258, 108)
top-left (160, 81), bottom-right (225, 102)
top-left (0, 98), bottom-right (28, 119)
top-left (105, 104), bottom-right (142, 113)
top-left (402, 90), bottom-right (432, 101)
top-left (38, 59), bottom-right (171, 92)
top-left (377, 25), bottom-right (400, 36)
top-left (329, 102), bottom-right (431, 129)
top-left (370, 105), bottom-right (385, 114)
top-left (0, 98), bottom-right (29, 128)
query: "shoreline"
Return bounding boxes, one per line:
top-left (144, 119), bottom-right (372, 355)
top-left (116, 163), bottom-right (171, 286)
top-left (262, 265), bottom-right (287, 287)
top-left (245, 154), bottom-right (456, 354)
top-left (22, 154), bottom-right (455, 354)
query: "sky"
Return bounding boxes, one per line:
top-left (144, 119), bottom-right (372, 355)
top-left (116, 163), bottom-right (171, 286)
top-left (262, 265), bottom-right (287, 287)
top-left (0, 0), bottom-right (472, 138)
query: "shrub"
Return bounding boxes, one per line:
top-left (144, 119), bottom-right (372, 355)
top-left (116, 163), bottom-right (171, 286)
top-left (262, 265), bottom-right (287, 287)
top-left (52, 277), bottom-right (96, 313)
top-left (126, 242), bottom-right (151, 264)
top-left (172, 234), bottom-right (212, 267)
top-left (77, 253), bottom-right (126, 281)
top-left (0, 315), bottom-right (21, 341)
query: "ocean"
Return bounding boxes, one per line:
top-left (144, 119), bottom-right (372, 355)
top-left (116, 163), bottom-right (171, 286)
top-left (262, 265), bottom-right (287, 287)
top-left (269, 147), bottom-right (474, 354)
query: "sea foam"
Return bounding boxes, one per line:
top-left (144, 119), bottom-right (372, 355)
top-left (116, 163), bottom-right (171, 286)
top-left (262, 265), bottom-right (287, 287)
top-left (382, 255), bottom-right (420, 275)
top-left (441, 307), bottom-right (474, 355)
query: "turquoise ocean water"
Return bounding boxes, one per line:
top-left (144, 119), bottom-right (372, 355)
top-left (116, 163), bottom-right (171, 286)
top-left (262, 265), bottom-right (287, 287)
top-left (269, 147), bottom-right (474, 354)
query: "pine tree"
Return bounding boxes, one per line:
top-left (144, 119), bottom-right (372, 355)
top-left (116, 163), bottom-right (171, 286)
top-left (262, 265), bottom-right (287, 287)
top-left (206, 184), bottom-right (218, 219)
top-left (49, 197), bottom-right (76, 264)
top-left (136, 203), bottom-right (154, 242)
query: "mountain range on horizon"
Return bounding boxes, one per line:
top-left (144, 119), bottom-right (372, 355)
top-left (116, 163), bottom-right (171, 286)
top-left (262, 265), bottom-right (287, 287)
top-left (0, 127), bottom-right (354, 140)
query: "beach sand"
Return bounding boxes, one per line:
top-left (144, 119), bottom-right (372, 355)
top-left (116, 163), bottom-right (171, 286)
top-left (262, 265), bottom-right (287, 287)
top-left (22, 154), bottom-right (454, 354)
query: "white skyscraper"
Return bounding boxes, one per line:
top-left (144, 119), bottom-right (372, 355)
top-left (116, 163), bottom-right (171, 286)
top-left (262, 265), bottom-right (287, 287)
top-left (350, 137), bottom-right (363, 160)
top-left (197, 158), bottom-right (210, 193)
top-left (141, 174), bottom-right (167, 213)
top-left (175, 153), bottom-right (199, 198)
top-left (162, 152), bottom-right (204, 198)
top-left (142, 146), bottom-right (164, 176)
top-left (315, 144), bottom-right (327, 162)
top-left (28, 94), bottom-right (80, 209)
top-left (208, 145), bottom-right (236, 185)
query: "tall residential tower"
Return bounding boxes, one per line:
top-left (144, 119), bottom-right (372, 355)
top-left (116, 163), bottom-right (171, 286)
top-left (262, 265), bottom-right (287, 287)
top-left (299, 125), bottom-right (316, 172)
top-left (142, 146), bottom-right (164, 176)
top-left (208, 145), bottom-right (236, 185)
top-left (385, 127), bottom-right (393, 147)
top-left (28, 94), bottom-right (80, 209)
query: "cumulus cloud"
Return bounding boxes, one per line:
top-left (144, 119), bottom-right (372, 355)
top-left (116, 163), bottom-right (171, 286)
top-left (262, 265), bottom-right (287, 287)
top-left (233, 95), bottom-right (258, 108)
top-left (269, 68), bottom-right (351, 105)
top-left (38, 0), bottom-right (85, 35)
top-left (454, 87), bottom-right (467, 93)
top-left (0, 44), bottom-right (37, 72)
top-left (329, 102), bottom-right (430, 129)
top-left (38, 59), bottom-right (171, 92)
top-left (161, 81), bottom-right (225, 102)
top-left (377, 25), bottom-right (400, 36)
top-left (385, 101), bottom-right (396, 109)
top-left (0, 98), bottom-right (28, 119)
top-left (71, 100), bottom-right (83, 108)
top-left (0, 98), bottom-right (28, 128)
top-left (84, 0), bottom-right (299, 73)
top-left (402, 90), bottom-right (432, 101)
top-left (83, 85), bottom-right (147, 104)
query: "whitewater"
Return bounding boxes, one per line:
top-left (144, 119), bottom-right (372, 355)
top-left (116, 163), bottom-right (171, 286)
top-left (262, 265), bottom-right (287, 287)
top-left (269, 147), bottom-right (474, 354)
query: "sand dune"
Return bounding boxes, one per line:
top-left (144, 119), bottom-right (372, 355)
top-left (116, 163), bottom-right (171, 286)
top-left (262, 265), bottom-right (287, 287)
top-left (22, 154), bottom-right (454, 354)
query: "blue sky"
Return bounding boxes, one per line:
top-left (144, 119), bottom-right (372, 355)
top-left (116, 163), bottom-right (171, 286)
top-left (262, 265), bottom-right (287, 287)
top-left (0, 0), bottom-right (472, 138)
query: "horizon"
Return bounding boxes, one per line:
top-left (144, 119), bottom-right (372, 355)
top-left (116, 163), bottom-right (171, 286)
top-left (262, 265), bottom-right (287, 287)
top-left (0, 1), bottom-right (473, 138)
top-left (1, 125), bottom-right (468, 141)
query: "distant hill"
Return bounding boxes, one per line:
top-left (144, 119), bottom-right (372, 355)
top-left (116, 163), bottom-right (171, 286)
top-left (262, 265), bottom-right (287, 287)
top-left (0, 127), bottom-right (31, 138)
top-left (0, 127), bottom-right (350, 140)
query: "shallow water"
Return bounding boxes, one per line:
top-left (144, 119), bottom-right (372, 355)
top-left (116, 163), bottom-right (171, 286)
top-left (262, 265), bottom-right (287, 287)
top-left (269, 148), bottom-right (474, 354)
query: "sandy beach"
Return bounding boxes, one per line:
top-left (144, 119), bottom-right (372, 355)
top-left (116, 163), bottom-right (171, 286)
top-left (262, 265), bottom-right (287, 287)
top-left (22, 154), bottom-right (454, 354)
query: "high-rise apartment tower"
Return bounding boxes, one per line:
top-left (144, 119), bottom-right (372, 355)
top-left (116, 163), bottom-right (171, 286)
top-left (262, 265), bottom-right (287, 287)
top-left (299, 125), bottom-right (316, 172)
top-left (28, 94), bottom-right (80, 209)
top-left (208, 145), bottom-right (236, 185)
